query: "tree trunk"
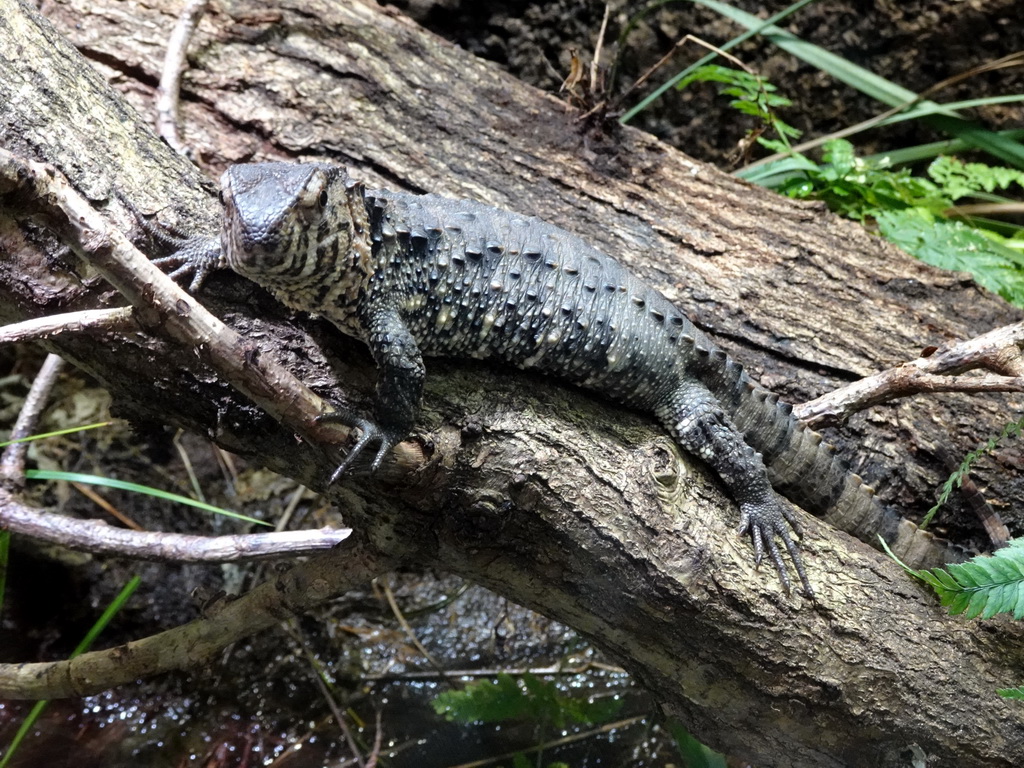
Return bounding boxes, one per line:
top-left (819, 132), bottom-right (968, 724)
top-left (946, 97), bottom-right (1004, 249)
top-left (1, 0), bottom-right (1023, 765)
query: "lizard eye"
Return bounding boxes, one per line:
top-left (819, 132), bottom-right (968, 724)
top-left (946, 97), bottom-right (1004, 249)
top-left (318, 189), bottom-right (329, 208)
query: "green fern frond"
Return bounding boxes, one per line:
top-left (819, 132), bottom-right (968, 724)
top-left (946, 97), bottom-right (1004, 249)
top-left (929, 156), bottom-right (1024, 201)
top-left (675, 64), bottom-right (800, 147)
top-left (883, 538), bottom-right (1024, 620)
top-left (997, 686), bottom-right (1024, 700)
top-left (432, 672), bottom-right (622, 729)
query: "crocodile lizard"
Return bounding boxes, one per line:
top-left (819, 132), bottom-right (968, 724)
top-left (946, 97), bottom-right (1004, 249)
top-left (157, 161), bottom-right (966, 596)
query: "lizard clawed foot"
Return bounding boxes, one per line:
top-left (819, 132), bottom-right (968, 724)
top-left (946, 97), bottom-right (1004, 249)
top-left (316, 410), bottom-right (403, 484)
top-left (151, 237), bottom-right (223, 292)
top-left (119, 192), bottom-right (223, 292)
top-left (737, 500), bottom-right (814, 598)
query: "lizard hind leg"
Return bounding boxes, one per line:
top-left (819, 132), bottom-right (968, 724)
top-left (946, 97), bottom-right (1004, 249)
top-left (656, 381), bottom-right (814, 597)
top-left (321, 305), bottom-right (426, 484)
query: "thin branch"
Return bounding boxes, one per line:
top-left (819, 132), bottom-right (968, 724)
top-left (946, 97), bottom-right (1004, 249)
top-left (0, 536), bottom-right (394, 699)
top-left (155, 0), bottom-right (209, 154)
top-left (612, 34), bottom-right (753, 117)
top-left (380, 576), bottom-right (455, 685)
top-left (0, 488), bottom-right (351, 562)
top-left (588, 3), bottom-right (611, 95)
top-left (365, 708), bottom-right (384, 768)
top-left (362, 660), bottom-right (625, 681)
top-left (171, 429), bottom-right (207, 504)
top-left (0, 353), bottom-right (65, 485)
top-left (312, 667), bottom-right (366, 768)
top-left (291, 620), bottom-right (367, 768)
top-left (281, 619), bottom-right (369, 768)
top-left (795, 320), bottom-right (1024, 426)
top-left (0, 307), bottom-right (135, 344)
top-left (0, 150), bottom-right (320, 427)
top-left (946, 202), bottom-right (1024, 218)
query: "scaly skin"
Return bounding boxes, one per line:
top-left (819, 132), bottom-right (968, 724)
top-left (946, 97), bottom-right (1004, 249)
top-left (157, 162), bottom-right (967, 596)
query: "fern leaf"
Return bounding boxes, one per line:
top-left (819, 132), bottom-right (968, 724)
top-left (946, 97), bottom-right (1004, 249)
top-left (911, 542), bottom-right (1024, 620)
top-left (928, 156), bottom-right (1024, 200)
top-left (997, 686), bottom-right (1024, 701)
top-left (432, 673), bottom-right (529, 723)
top-left (947, 562), bottom-right (980, 588)
top-left (945, 588), bottom-right (972, 615)
top-left (990, 583), bottom-right (1018, 620)
top-left (932, 568), bottom-right (961, 591)
top-left (1015, 582), bottom-right (1024, 621)
top-left (964, 585), bottom-right (990, 620)
top-left (876, 210), bottom-right (1024, 307)
top-left (884, 535), bottom-right (1024, 619)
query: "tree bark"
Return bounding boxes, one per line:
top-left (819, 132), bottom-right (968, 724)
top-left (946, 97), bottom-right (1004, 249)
top-left (1, 0), bottom-right (1023, 765)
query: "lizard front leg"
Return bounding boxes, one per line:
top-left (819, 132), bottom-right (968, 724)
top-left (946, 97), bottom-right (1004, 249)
top-left (658, 381), bottom-right (813, 597)
top-left (320, 305), bottom-right (426, 482)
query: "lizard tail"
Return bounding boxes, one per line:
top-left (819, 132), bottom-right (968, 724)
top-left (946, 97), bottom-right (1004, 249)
top-left (697, 347), bottom-right (969, 569)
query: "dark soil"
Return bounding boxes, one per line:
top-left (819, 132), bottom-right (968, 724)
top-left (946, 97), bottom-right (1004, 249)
top-left (399, 0), bottom-right (1024, 167)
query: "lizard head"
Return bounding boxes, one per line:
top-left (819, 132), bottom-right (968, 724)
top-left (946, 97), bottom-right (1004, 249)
top-left (220, 162), bottom-right (371, 310)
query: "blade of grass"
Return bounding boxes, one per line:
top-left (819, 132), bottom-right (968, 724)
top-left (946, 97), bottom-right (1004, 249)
top-left (876, 94), bottom-right (1024, 125)
top-left (690, 0), bottom-right (939, 104)
top-left (927, 115), bottom-right (1024, 168)
top-left (0, 576), bottom-right (142, 768)
top-left (0, 701), bottom-right (47, 768)
top-left (0, 421), bottom-right (112, 448)
top-left (24, 469), bottom-right (271, 527)
top-left (70, 575), bottom-right (142, 656)
top-left (740, 55), bottom-right (1024, 176)
top-left (740, 125), bottom-right (1024, 183)
top-left (864, 130), bottom-right (1024, 167)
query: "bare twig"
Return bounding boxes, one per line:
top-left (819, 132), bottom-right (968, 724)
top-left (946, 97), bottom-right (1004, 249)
top-left (172, 429), bottom-right (207, 503)
top-left (0, 488), bottom-right (351, 562)
top-left (362, 660), bottom-right (625, 681)
top-left (945, 202), bottom-right (1024, 218)
top-left (589, 3), bottom-right (611, 95)
top-left (155, 0), bottom-right (210, 154)
top-left (0, 307), bottom-right (135, 344)
top-left (614, 34), bottom-right (751, 113)
top-left (379, 577), bottom-right (454, 685)
top-left (795, 321), bottom-right (1024, 426)
top-left (276, 483), bottom-right (309, 532)
top-left (365, 708), bottom-right (384, 768)
top-left (0, 535), bottom-right (393, 699)
top-left (283, 618), bottom-right (368, 768)
top-left (297, 626), bottom-right (366, 768)
top-left (70, 481), bottom-right (143, 530)
top-left (265, 715), bottom-right (335, 767)
top-left (0, 354), bottom-right (65, 485)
